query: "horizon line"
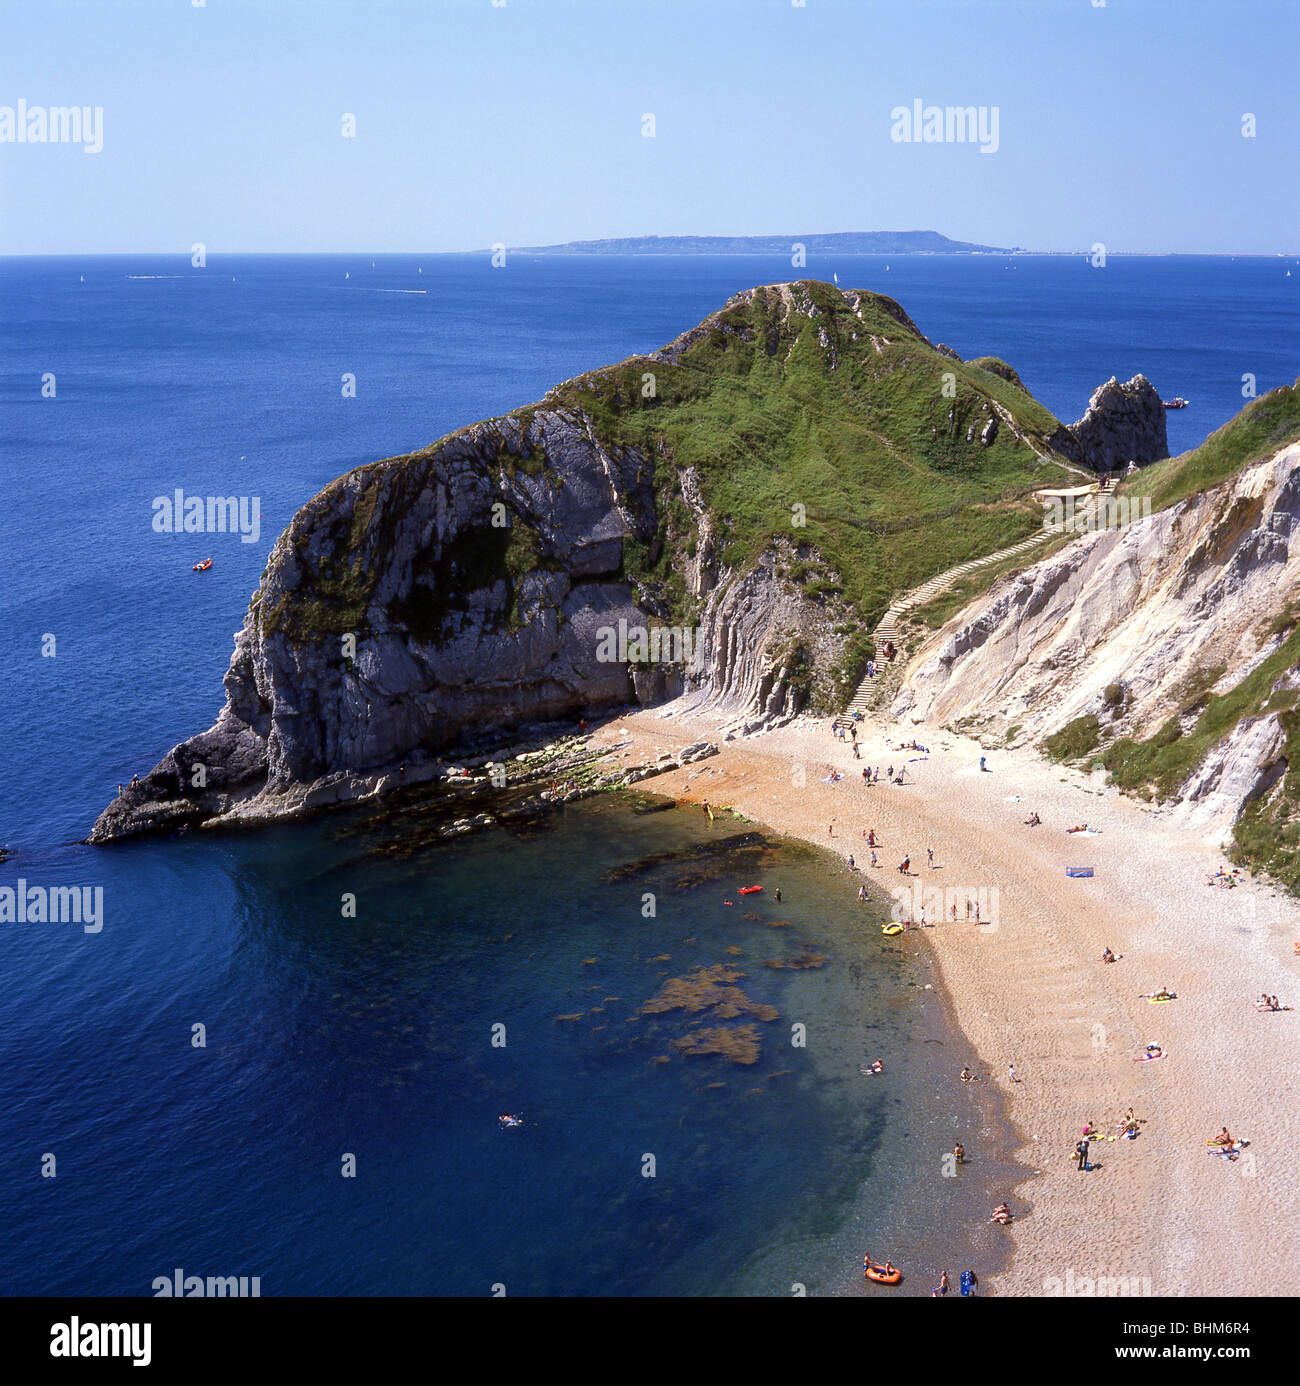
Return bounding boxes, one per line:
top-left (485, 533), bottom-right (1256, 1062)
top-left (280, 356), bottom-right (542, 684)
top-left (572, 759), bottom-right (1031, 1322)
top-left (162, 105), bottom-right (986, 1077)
top-left (2, 248), bottom-right (1297, 260)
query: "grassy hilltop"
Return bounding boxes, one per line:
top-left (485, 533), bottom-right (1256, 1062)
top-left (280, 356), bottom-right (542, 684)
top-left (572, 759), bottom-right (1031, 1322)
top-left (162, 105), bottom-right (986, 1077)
top-left (513, 280), bottom-right (1076, 632)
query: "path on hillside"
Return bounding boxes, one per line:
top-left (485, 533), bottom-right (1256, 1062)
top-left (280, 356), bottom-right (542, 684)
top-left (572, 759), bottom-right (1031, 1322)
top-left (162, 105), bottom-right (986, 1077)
top-left (845, 478), bottom-right (1111, 715)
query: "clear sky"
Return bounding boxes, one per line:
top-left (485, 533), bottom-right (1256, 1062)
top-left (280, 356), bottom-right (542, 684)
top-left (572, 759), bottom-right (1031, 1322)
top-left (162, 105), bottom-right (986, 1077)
top-left (2, 0), bottom-right (1297, 255)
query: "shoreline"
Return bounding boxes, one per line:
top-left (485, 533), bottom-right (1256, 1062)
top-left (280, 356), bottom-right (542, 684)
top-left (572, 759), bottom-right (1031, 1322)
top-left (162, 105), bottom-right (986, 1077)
top-left (589, 703), bottom-right (1300, 1297)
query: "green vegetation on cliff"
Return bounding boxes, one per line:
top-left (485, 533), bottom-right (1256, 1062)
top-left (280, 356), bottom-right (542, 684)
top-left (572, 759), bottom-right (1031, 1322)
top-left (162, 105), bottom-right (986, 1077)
top-left (264, 282), bottom-right (1082, 698)
top-left (535, 280), bottom-right (1074, 632)
top-left (1125, 378), bottom-right (1300, 514)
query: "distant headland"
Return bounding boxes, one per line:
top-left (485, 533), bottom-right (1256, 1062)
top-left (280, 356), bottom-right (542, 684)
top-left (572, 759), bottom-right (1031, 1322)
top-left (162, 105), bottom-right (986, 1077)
top-left (501, 230), bottom-right (1018, 256)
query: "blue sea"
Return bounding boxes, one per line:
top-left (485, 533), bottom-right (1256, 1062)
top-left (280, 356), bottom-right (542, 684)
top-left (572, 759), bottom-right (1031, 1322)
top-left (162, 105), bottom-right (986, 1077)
top-left (0, 252), bottom-right (1296, 1295)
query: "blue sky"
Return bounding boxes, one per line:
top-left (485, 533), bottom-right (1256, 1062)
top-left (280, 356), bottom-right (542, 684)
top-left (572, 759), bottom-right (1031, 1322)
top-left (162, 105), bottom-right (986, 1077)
top-left (2, 0), bottom-right (1297, 254)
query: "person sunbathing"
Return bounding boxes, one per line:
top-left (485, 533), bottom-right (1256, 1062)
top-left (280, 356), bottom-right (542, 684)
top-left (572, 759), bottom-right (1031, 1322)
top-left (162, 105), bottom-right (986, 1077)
top-left (990, 1204), bottom-right (1013, 1224)
top-left (1151, 986), bottom-right (1173, 1000)
top-left (1023, 812), bottom-right (1041, 826)
top-left (1101, 947), bottom-right (1116, 963)
top-left (1067, 823), bottom-right (1088, 833)
top-left (1212, 1127), bottom-right (1233, 1146)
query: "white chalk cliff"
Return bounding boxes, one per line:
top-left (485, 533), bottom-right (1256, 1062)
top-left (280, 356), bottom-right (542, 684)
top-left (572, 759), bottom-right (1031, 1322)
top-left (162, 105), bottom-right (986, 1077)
top-left (894, 441), bottom-right (1300, 845)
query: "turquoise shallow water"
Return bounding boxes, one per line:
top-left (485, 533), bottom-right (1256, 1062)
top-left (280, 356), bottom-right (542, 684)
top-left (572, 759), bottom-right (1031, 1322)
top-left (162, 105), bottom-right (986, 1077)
top-left (0, 786), bottom-right (1014, 1295)
top-left (2, 251), bottom-right (1290, 1293)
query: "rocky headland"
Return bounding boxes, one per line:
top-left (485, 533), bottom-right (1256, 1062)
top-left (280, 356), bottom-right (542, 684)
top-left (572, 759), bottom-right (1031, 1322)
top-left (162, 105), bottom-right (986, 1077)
top-left (89, 281), bottom-right (1214, 845)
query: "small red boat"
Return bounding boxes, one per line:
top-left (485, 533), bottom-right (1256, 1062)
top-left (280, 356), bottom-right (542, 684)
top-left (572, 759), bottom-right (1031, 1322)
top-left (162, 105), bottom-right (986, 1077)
top-left (192, 558), bottom-right (213, 572)
top-left (1161, 397), bottom-right (1189, 409)
top-left (738, 885), bottom-right (763, 895)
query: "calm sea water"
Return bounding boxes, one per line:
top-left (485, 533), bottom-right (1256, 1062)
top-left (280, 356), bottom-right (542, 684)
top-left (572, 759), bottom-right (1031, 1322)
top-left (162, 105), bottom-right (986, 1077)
top-left (0, 252), bottom-right (1294, 1294)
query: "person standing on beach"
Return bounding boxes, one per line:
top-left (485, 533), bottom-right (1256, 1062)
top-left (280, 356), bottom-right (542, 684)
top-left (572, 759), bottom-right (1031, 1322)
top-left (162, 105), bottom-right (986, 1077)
top-left (1009, 1063), bottom-right (1017, 1083)
top-left (828, 823), bottom-right (834, 837)
top-left (858, 883), bottom-right (867, 901)
top-left (980, 755), bottom-right (986, 772)
top-left (927, 847), bottom-right (934, 868)
top-left (1075, 1140), bottom-right (1088, 1171)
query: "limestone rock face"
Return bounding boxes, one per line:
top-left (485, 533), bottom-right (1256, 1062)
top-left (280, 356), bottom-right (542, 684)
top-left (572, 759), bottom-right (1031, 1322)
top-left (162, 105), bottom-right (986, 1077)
top-left (1066, 373), bottom-right (1169, 471)
top-left (91, 407), bottom-right (654, 841)
top-left (88, 409), bottom-right (853, 841)
top-left (892, 441), bottom-right (1300, 843)
top-left (677, 537), bottom-right (854, 736)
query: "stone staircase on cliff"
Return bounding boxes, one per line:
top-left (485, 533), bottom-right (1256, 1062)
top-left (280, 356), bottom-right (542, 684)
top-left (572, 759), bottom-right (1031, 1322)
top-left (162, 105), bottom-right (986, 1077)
top-left (845, 499), bottom-right (1092, 715)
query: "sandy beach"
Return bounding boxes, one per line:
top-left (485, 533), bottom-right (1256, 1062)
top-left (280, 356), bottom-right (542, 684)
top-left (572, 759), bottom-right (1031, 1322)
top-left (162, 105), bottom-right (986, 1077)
top-left (590, 704), bottom-right (1300, 1297)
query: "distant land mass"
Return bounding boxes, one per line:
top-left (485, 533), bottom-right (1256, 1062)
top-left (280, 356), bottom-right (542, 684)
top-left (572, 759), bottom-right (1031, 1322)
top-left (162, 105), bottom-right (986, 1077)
top-left (506, 230), bottom-right (1018, 256)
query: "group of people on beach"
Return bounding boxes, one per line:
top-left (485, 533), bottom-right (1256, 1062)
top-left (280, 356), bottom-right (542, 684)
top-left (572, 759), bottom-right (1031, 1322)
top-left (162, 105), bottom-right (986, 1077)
top-left (820, 706), bottom-right (1290, 1298)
